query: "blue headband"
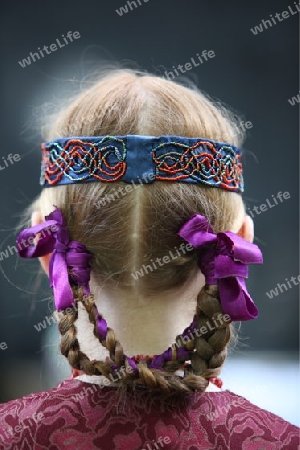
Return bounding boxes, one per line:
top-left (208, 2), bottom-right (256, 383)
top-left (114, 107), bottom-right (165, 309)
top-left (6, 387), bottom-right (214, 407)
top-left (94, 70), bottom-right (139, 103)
top-left (40, 135), bottom-right (244, 193)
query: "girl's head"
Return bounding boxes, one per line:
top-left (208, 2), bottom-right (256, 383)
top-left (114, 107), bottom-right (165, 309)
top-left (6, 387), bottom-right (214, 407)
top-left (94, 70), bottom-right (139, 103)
top-left (29, 69), bottom-right (255, 394)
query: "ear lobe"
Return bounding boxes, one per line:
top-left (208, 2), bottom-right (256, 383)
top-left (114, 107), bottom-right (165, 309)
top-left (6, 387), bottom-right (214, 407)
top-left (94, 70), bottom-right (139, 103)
top-left (31, 211), bottom-right (51, 276)
top-left (237, 215), bottom-right (254, 243)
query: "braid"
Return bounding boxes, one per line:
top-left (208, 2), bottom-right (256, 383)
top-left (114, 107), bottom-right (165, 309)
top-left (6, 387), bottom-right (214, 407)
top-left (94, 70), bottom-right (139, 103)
top-left (59, 284), bottom-right (230, 395)
top-left (80, 293), bottom-right (186, 391)
top-left (57, 287), bottom-right (110, 377)
top-left (57, 281), bottom-right (231, 394)
top-left (57, 301), bottom-right (89, 372)
top-left (189, 284), bottom-right (231, 380)
top-left (81, 292), bottom-right (134, 376)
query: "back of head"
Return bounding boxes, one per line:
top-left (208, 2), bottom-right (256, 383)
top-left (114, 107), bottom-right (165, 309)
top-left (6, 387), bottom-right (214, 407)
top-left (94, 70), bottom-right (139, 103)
top-left (32, 69), bottom-right (246, 394)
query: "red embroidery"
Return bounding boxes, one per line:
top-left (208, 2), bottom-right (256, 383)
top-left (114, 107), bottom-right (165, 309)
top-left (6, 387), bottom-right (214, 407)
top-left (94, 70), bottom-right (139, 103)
top-left (152, 141), bottom-right (243, 191)
top-left (41, 138), bottom-right (127, 185)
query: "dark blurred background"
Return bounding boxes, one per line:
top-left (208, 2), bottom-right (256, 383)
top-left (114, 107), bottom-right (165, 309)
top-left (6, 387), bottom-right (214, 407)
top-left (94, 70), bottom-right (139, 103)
top-left (0, 0), bottom-right (298, 425)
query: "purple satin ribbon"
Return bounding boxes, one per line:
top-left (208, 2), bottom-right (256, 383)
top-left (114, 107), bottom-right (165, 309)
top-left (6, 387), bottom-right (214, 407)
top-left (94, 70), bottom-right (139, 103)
top-left (150, 346), bottom-right (190, 370)
top-left (17, 206), bottom-right (139, 376)
top-left (180, 315), bottom-right (198, 340)
top-left (178, 214), bottom-right (263, 321)
top-left (95, 308), bottom-right (138, 375)
top-left (94, 308), bottom-right (139, 375)
top-left (95, 305), bottom-right (108, 340)
top-left (149, 316), bottom-right (198, 370)
top-left (16, 207), bottom-right (92, 311)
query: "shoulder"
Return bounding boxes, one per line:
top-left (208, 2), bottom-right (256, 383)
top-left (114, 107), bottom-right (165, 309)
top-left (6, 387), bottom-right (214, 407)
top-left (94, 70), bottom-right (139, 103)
top-left (189, 390), bottom-right (300, 448)
top-left (0, 382), bottom-right (299, 449)
top-left (0, 379), bottom-right (106, 448)
top-left (0, 379), bottom-right (86, 415)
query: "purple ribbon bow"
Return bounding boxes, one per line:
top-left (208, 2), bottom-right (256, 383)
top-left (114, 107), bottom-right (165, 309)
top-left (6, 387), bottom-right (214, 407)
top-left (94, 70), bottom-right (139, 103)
top-left (16, 207), bottom-right (92, 311)
top-left (17, 207), bottom-right (140, 376)
top-left (178, 214), bottom-right (263, 321)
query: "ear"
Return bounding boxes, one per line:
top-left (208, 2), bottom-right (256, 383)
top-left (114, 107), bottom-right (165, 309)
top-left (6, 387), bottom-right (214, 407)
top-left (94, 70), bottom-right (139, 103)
top-left (237, 215), bottom-right (254, 243)
top-left (31, 211), bottom-right (51, 276)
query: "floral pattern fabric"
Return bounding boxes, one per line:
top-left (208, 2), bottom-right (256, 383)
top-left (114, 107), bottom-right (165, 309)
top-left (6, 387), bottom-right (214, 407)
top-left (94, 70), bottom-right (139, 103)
top-left (0, 379), bottom-right (299, 450)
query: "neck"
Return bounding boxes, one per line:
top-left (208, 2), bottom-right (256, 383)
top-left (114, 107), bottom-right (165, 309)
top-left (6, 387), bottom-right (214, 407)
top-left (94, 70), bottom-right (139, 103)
top-left (76, 271), bottom-right (204, 361)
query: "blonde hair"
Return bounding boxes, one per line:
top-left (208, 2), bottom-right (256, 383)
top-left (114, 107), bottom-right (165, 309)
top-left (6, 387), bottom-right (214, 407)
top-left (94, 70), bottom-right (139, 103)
top-left (32, 69), bottom-right (246, 394)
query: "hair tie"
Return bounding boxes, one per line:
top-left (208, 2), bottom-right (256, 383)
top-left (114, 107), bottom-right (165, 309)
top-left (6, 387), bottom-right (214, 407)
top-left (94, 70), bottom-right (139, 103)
top-left (209, 377), bottom-right (223, 389)
top-left (178, 214), bottom-right (263, 321)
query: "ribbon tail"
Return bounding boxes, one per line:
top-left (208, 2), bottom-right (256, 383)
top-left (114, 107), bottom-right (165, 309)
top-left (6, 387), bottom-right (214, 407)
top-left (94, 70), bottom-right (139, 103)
top-left (50, 252), bottom-right (75, 311)
top-left (218, 277), bottom-right (259, 321)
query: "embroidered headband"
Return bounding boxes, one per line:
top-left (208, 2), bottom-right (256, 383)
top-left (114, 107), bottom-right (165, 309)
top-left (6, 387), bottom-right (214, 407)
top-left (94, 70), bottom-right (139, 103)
top-left (16, 207), bottom-right (262, 376)
top-left (40, 135), bottom-right (244, 193)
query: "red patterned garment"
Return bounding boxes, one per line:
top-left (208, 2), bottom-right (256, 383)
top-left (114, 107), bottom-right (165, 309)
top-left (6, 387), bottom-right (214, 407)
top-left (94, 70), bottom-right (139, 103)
top-left (0, 379), bottom-right (299, 450)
